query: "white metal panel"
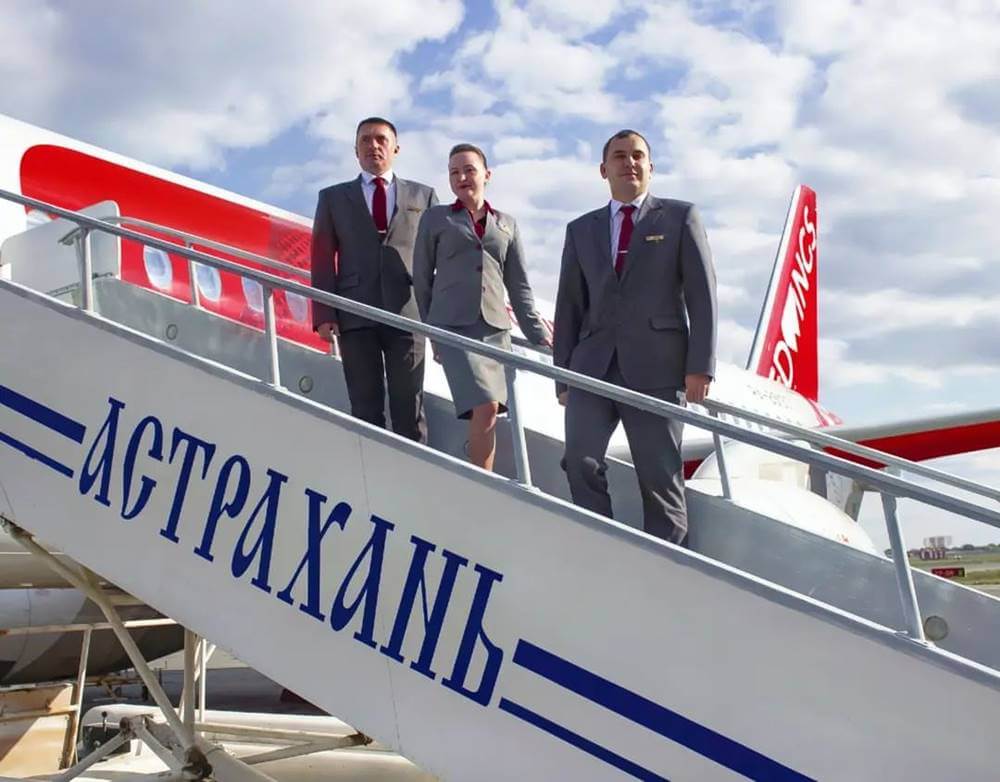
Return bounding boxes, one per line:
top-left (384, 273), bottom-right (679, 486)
top-left (1, 201), bottom-right (120, 295)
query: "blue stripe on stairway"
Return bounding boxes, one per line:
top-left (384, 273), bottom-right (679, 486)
top-left (498, 697), bottom-right (670, 781)
top-left (512, 640), bottom-right (816, 782)
top-left (0, 385), bottom-right (86, 443)
top-left (0, 430), bottom-right (74, 478)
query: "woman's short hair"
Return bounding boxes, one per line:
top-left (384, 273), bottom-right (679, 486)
top-left (449, 143), bottom-right (488, 168)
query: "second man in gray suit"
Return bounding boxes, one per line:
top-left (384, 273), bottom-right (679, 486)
top-left (554, 129), bottom-right (717, 545)
top-left (311, 117), bottom-right (438, 442)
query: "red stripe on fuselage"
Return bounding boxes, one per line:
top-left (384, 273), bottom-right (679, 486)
top-left (20, 145), bottom-right (323, 349)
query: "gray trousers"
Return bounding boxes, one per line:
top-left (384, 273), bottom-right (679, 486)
top-left (563, 355), bottom-right (687, 544)
top-left (338, 324), bottom-right (427, 444)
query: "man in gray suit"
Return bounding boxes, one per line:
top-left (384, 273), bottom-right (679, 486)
top-left (311, 117), bottom-right (438, 442)
top-left (554, 129), bottom-right (717, 545)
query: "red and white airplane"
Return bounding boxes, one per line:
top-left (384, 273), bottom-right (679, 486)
top-left (1, 113), bottom-right (998, 684)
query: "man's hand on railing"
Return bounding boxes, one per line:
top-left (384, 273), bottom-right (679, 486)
top-left (510, 334), bottom-right (552, 354)
top-left (558, 391), bottom-right (568, 406)
top-left (317, 322), bottom-right (340, 342)
top-left (685, 373), bottom-right (712, 405)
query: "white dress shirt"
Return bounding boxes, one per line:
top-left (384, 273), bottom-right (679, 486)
top-left (360, 169), bottom-right (397, 223)
top-left (609, 192), bottom-right (648, 264)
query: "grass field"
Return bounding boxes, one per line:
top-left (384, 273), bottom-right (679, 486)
top-left (910, 552), bottom-right (1000, 568)
top-left (909, 551), bottom-right (1000, 588)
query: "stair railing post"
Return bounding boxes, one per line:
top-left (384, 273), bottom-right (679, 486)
top-left (881, 471), bottom-right (926, 642)
top-left (186, 241), bottom-right (201, 308)
top-left (74, 228), bottom-right (94, 312)
top-left (505, 366), bottom-right (533, 488)
top-left (262, 284), bottom-right (281, 388)
top-left (709, 409), bottom-right (733, 500)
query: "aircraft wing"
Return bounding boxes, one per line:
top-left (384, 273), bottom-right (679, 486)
top-left (823, 407), bottom-right (1000, 467)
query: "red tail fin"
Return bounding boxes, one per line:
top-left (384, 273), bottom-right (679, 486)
top-left (746, 185), bottom-right (819, 401)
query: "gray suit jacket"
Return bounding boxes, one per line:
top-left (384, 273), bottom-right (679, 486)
top-left (311, 175), bottom-right (438, 332)
top-left (553, 195), bottom-right (717, 394)
top-left (413, 205), bottom-right (549, 345)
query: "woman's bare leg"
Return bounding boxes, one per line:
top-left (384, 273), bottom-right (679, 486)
top-left (468, 401), bottom-right (500, 470)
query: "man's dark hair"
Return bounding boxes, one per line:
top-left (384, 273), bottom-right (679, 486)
top-left (449, 143), bottom-right (488, 168)
top-left (602, 129), bottom-right (651, 162)
top-left (356, 116), bottom-right (398, 139)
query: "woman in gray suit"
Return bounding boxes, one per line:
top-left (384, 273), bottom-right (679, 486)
top-left (414, 143), bottom-right (551, 471)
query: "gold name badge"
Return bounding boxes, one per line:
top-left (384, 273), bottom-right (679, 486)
top-left (645, 234), bottom-right (665, 242)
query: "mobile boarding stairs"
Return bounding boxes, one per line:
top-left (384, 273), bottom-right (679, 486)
top-left (1, 191), bottom-right (1000, 781)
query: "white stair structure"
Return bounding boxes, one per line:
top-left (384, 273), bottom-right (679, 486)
top-left (2, 193), bottom-right (1000, 780)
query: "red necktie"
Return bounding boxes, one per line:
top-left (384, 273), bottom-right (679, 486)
top-left (372, 176), bottom-right (388, 233)
top-left (615, 204), bottom-right (636, 277)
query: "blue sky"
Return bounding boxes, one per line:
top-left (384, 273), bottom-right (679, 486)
top-left (1, 0), bottom-right (998, 546)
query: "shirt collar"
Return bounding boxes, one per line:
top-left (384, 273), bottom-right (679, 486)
top-left (361, 169), bottom-right (395, 185)
top-left (609, 191), bottom-right (648, 218)
top-left (451, 199), bottom-right (493, 215)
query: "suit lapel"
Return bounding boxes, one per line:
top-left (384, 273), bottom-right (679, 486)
top-left (477, 209), bottom-right (512, 263)
top-left (385, 177), bottom-right (410, 240)
top-left (591, 207), bottom-right (615, 283)
top-left (447, 206), bottom-right (479, 243)
top-left (635, 193), bottom-right (658, 225)
top-left (347, 176), bottom-right (380, 239)
top-left (619, 195), bottom-right (663, 285)
top-left (484, 209), bottom-right (512, 245)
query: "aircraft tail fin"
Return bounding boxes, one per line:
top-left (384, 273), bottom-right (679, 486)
top-left (746, 186), bottom-right (819, 401)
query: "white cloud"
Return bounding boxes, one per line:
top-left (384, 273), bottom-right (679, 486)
top-left (0, 1), bottom-right (64, 118)
top-left (613, 3), bottom-right (815, 154)
top-left (521, 0), bottom-right (623, 37)
top-left (820, 337), bottom-right (946, 389)
top-left (825, 289), bottom-right (1000, 338)
top-left (0, 1), bottom-right (464, 168)
top-left (421, 0), bottom-right (622, 123)
top-left (717, 317), bottom-right (755, 366)
top-left (492, 135), bottom-right (558, 161)
top-left (486, 154), bottom-right (610, 299)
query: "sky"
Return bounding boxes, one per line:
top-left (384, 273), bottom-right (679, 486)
top-left (1, 0), bottom-right (997, 548)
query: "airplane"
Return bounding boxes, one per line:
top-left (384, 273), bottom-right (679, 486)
top-left (1, 112), bottom-right (998, 687)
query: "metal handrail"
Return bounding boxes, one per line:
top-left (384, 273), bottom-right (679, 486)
top-left (41, 204), bottom-right (1000, 506)
top-left (2, 188), bottom-right (995, 521)
top-left (60, 214), bottom-right (310, 280)
top-left (47, 212), bottom-right (1000, 506)
top-left (4, 189), bottom-right (998, 643)
top-left (9, 189), bottom-right (1000, 512)
top-left (57, 212), bottom-right (545, 354)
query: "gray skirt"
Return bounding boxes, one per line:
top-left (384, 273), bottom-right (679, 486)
top-left (435, 318), bottom-right (511, 420)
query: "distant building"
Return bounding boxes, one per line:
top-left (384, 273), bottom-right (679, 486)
top-left (924, 535), bottom-right (952, 549)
